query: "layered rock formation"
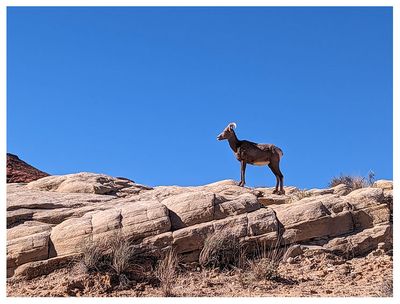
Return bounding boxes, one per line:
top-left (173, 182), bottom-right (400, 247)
top-left (7, 153), bottom-right (49, 183)
top-left (7, 173), bottom-right (393, 279)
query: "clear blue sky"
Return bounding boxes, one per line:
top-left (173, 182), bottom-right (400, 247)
top-left (7, 7), bottom-right (393, 189)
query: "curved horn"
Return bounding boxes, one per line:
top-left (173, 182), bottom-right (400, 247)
top-left (228, 122), bottom-right (237, 130)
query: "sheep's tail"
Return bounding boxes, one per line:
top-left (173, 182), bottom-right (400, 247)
top-left (274, 146), bottom-right (283, 160)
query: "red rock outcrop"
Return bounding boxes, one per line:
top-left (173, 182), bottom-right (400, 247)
top-left (7, 153), bottom-right (49, 183)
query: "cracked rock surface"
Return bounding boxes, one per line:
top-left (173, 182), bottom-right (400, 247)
top-left (7, 173), bottom-right (393, 279)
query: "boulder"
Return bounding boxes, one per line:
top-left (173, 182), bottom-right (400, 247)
top-left (324, 224), bottom-right (392, 257)
top-left (273, 196), bottom-right (354, 244)
top-left (306, 188), bottom-right (335, 196)
top-left (200, 180), bottom-right (256, 198)
top-left (346, 187), bottom-right (384, 203)
top-left (161, 191), bottom-right (215, 230)
top-left (7, 184), bottom-right (114, 227)
top-left (282, 244), bottom-right (304, 261)
top-left (7, 230), bottom-right (51, 277)
top-left (172, 222), bottom-right (214, 254)
top-left (49, 216), bottom-right (93, 257)
top-left (257, 194), bottom-right (290, 206)
top-left (247, 208), bottom-right (278, 236)
top-left (330, 183), bottom-right (352, 196)
top-left (13, 254), bottom-right (81, 280)
top-left (344, 187), bottom-right (391, 230)
top-left (137, 232), bottom-right (174, 254)
top-left (214, 193), bottom-right (260, 219)
top-left (49, 199), bottom-right (171, 257)
top-left (27, 172), bottom-right (151, 196)
top-left (372, 180), bottom-right (393, 190)
top-left (119, 200), bottom-right (171, 240)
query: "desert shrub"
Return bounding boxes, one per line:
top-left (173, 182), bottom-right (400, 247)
top-left (199, 228), bottom-right (243, 270)
top-left (328, 171), bottom-right (375, 190)
top-left (78, 237), bottom-right (107, 272)
top-left (106, 232), bottom-right (135, 276)
top-left (248, 257), bottom-right (279, 281)
top-left (156, 249), bottom-right (178, 297)
top-left (247, 240), bottom-right (284, 281)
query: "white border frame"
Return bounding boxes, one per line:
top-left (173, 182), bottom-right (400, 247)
top-left (1, 2), bottom-right (397, 304)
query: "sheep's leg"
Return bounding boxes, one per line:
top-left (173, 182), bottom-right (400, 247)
top-left (238, 161), bottom-right (246, 187)
top-left (268, 163), bottom-right (285, 195)
top-left (277, 168), bottom-right (285, 195)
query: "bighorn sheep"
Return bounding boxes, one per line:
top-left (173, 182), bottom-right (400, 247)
top-left (217, 122), bottom-right (285, 195)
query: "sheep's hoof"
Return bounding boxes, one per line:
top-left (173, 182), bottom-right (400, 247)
top-left (272, 189), bottom-right (279, 194)
top-left (238, 181), bottom-right (245, 187)
top-left (279, 190), bottom-right (286, 195)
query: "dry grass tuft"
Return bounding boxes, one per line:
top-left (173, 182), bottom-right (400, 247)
top-left (246, 240), bottom-right (283, 282)
top-left (77, 230), bottom-right (146, 289)
top-left (78, 237), bottom-right (107, 273)
top-left (329, 171), bottom-right (375, 190)
top-left (106, 232), bottom-right (134, 276)
top-left (199, 228), bottom-right (243, 270)
top-left (156, 249), bottom-right (178, 297)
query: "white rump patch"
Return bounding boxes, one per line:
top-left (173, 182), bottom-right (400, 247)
top-left (253, 161), bottom-right (270, 166)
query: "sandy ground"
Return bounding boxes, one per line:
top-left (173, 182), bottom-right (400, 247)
top-left (7, 249), bottom-right (392, 297)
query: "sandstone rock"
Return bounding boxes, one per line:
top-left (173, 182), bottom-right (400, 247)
top-left (135, 185), bottom-right (190, 202)
top-left (91, 208), bottom-right (121, 235)
top-left (247, 208), bottom-right (278, 236)
top-left (172, 222), bottom-right (214, 254)
top-left (7, 184), bottom-right (114, 227)
top-left (161, 192), bottom-right (214, 230)
top-left (255, 186), bottom-right (299, 196)
top-left (283, 244), bottom-right (303, 261)
top-left (372, 180), bottom-right (393, 190)
top-left (383, 189), bottom-right (393, 215)
top-left (350, 204), bottom-right (390, 230)
top-left (258, 194), bottom-right (290, 206)
top-left (346, 187), bottom-right (384, 203)
top-left (7, 230), bottom-right (51, 277)
top-left (306, 188), bottom-right (334, 196)
top-left (7, 153), bottom-right (49, 183)
top-left (49, 216), bottom-right (93, 257)
top-left (214, 193), bottom-right (260, 219)
top-left (6, 173), bottom-right (393, 279)
top-left (50, 200), bottom-right (171, 257)
top-left (300, 245), bottom-right (331, 254)
top-left (331, 183), bottom-right (352, 195)
top-left (119, 200), bottom-right (171, 240)
top-left (200, 181), bottom-right (256, 199)
top-left (273, 196), bottom-right (354, 243)
top-left (27, 172), bottom-right (151, 196)
top-left (213, 214), bottom-right (248, 238)
top-left (13, 254), bottom-right (80, 280)
top-left (324, 224), bottom-right (392, 257)
top-left (137, 232), bottom-right (173, 253)
top-left (7, 221), bottom-right (53, 240)
top-left (202, 179), bottom-right (238, 187)
top-left (343, 187), bottom-right (390, 230)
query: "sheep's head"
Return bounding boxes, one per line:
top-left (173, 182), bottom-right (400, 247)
top-left (217, 122), bottom-right (237, 140)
